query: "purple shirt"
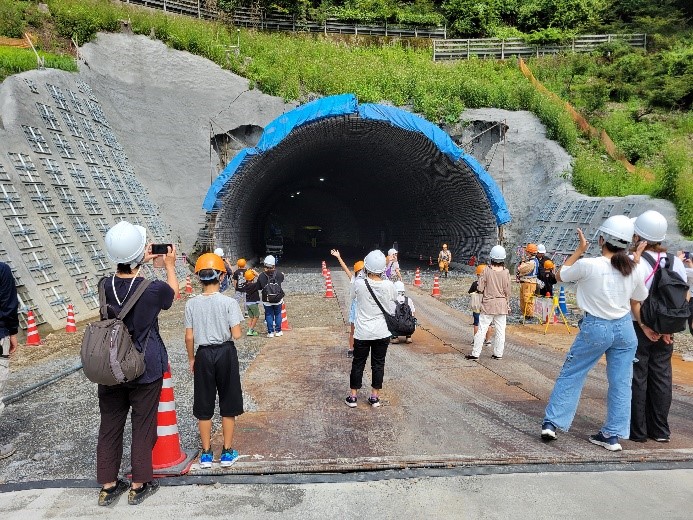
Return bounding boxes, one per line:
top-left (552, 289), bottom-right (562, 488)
top-left (103, 276), bottom-right (174, 384)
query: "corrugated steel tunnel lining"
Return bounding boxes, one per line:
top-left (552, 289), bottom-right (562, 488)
top-left (209, 114), bottom-right (500, 263)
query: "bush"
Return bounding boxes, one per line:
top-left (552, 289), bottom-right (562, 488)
top-left (0, 0), bottom-right (28, 38)
top-left (602, 110), bottom-right (668, 163)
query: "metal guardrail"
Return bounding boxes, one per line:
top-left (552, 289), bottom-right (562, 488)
top-left (433, 34), bottom-right (647, 61)
top-left (124, 0), bottom-right (446, 38)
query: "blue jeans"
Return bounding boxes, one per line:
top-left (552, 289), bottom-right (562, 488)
top-left (543, 313), bottom-right (637, 438)
top-left (263, 304), bottom-right (282, 333)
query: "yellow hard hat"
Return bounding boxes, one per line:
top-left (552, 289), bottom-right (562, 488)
top-left (244, 269), bottom-right (258, 281)
top-left (526, 243), bottom-right (538, 254)
top-left (353, 260), bottom-right (365, 273)
top-left (476, 264), bottom-right (487, 276)
top-left (195, 253), bottom-right (225, 273)
top-left (237, 258), bottom-right (246, 268)
top-left (544, 260), bottom-right (555, 269)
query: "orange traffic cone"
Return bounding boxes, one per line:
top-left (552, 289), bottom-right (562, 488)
top-left (413, 267), bottom-right (422, 287)
top-left (26, 310), bottom-right (41, 345)
top-left (431, 275), bottom-right (441, 297)
top-left (325, 275), bottom-right (335, 298)
top-left (151, 365), bottom-right (196, 476)
top-left (281, 303), bottom-right (292, 331)
top-left (185, 275), bottom-right (193, 295)
top-left (65, 304), bottom-right (77, 333)
top-left (321, 261), bottom-right (327, 277)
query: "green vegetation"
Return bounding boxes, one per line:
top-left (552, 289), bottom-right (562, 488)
top-left (1, 0), bottom-right (691, 235)
top-left (0, 46), bottom-right (77, 80)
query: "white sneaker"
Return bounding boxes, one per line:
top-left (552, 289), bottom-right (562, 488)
top-left (275, 331), bottom-right (283, 337)
top-left (267, 332), bottom-right (275, 338)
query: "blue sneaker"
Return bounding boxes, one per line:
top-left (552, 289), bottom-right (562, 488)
top-left (199, 448), bottom-right (213, 468)
top-left (589, 432), bottom-right (622, 451)
top-left (220, 447), bottom-right (239, 467)
top-left (541, 421), bottom-right (557, 440)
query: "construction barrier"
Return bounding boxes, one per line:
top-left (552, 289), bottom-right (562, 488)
top-left (65, 304), bottom-right (77, 333)
top-left (325, 272), bottom-right (335, 298)
top-left (152, 365), bottom-right (196, 476)
top-left (26, 310), bottom-right (41, 346)
top-left (281, 303), bottom-right (292, 331)
top-left (185, 275), bottom-right (193, 295)
top-left (431, 276), bottom-right (441, 297)
top-left (413, 267), bottom-right (422, 288)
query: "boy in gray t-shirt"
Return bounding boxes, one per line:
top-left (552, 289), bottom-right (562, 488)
top-left (184, 253), bottom-right (244, 468)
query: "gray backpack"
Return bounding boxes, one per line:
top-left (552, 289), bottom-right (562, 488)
top-left (80, 278), bottom-right (152, 386)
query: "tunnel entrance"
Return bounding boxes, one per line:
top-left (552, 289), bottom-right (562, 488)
top-left (201, 95), bottom-right (510, 266)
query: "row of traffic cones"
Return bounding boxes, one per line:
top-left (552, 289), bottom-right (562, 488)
top-left (412, 267), bottom-right (441, 297)
top-left (25, 304), bottom-right (78, 346)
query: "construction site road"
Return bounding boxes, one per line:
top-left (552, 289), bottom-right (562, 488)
top-left (1, 269), bottom-right (692, 486)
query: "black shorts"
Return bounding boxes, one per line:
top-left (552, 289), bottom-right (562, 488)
top-left (193, 342), bottom-right (244, 420)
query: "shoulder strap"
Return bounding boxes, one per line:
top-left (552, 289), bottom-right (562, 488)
top-left (97, 277), bottom-right (109, 319)
top-left (642, 253), bottom-right (661, 284)
top-left (364, 278), bottom-right (389, 316)
top-left (116, 279), bottom-right (152, 320)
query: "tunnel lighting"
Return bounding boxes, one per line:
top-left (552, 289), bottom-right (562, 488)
top-left (296, 191), bottom-right (300, 195)
top-left (290, 194), bottom-right (294, 198)
top-left (319, 178), bottom-right (325, 181)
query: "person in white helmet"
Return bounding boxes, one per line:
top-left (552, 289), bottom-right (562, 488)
top-left (391, 280), bottom-right (416, 344)
top-left (96, 221), bottom-right (179, 506)
top-left (345, 249), bottom-right (397, 408)
top-left (257, 255), bottom-right (285, 337)
top-left (466, 245), bottom-right (511, 360)
top-left (541, 216), bottom-right (648, 452)
top-left (629, 210), bottom-right (688, 443)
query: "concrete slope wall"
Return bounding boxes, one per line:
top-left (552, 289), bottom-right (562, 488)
top-left (0, 33), bottom-right (291, 330)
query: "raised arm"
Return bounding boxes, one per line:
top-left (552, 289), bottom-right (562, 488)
top-left (330, 249), bottom-right (352, 278)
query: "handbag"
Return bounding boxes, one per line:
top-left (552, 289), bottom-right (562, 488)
top-left (470, 292), bottom-right (482, 313)
top-left (364, 279), bottom-right (416, 336)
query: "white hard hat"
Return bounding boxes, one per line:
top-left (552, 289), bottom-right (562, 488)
top-left (214, 247), bottom-right (224, 257)
top-left (394, 281), bottom-right (405, 293)
top-left (264, 255), bottom-right (276, 267)
top-left (388, 248), bottom-right (397, 255)
top-left (364, 250), bottom-right (387, 274)
top-left (598, 215), bottom-right (634, 247)
top-left (537, 244), bottom-right (546, 254)
top-left (633, 210), bottom-right (667, 242)
top-left (489, 245), bottom-right (506, 261)
top-left (105, 221), bottom-right (146, 265)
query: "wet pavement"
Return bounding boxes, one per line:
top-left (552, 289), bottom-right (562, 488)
top-left (1, 271), bottom-right (692, 485)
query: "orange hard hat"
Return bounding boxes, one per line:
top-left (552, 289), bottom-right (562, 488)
top-left (237, 258), bottom-right (247, 268)
top-left (195, 253), bottom-right (226, 273)
top-left (244, 269), bottom-right (258, 281)
top-left (475, 264), bottom-right (487, 276)
top-left (353, 260), bottom-right (365, 273)
top-left (544, 259), bottom-right (555, 269)
top-left (526, 243), bottom-right (538, 254)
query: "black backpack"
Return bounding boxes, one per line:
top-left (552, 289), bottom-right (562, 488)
top-left (640, 253), bottom-right (691, 334)
top-left (261, 272), bottom-right (284, 304)
top-left (364, 279), bottom-right (416, 337)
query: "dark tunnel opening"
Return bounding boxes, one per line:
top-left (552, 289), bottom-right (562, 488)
top-left (207, 115), bottom-right (500, 266)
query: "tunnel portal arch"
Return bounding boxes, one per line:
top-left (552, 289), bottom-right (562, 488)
top-left (202, 94), bottom-right (511, 265)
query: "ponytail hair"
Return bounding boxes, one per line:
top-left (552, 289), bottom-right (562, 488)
top-left (604, 242), bottom-right (636, 276)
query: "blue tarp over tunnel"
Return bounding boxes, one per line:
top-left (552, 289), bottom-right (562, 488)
top-left (203, 94), bottom-right (510, 227)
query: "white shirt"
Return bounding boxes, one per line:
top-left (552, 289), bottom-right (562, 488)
top-left (560, 256), bottom-right (648, 320)
top-left (351, 277), bottom-right (397, 340)
top-left (629, 251), bottom-right (688, 320)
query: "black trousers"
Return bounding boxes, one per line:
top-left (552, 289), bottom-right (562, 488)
top-left (97, 378), bottom-right (162, 484)
top-left (630, 323), bottom-right (673, 440)
top-left (350, 337), bottom-right (389, 390)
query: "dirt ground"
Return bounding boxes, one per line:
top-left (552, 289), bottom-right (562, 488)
top-left (9, 269), bottom-right (692, 374)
